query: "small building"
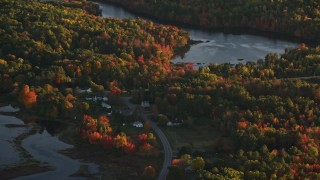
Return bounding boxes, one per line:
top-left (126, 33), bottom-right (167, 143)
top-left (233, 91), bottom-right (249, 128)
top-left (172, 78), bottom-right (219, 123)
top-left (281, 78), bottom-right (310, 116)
top-left (78, 88), bottom-right (92, 93)
top-left (141, 101), bottom-right (150, 110)
top-left (167, 121), bottom-right (173, 126)
top-left (132, 121), bottom-right (143, 128)
top-left (167, 118), bottom-right (183, 126)
top-left (86, 96), bottom-right (108, 102)
top-left (97, 96), bottom-right (108, 101)
top-left (101, 102), bottom-right (112, 115)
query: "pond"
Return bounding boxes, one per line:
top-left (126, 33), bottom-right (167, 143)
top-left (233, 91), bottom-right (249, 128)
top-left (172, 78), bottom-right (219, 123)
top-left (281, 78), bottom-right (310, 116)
top-left (0, 112), bottom-right (99, 179)
top-left (97, 2), bottom-right (298, 68)
top-left (0, 115), bottom-right (28, 168)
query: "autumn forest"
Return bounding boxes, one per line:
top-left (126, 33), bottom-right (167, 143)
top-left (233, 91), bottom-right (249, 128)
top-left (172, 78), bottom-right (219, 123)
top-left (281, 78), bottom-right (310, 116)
top-left (0, 0), bottom-right (319, 179)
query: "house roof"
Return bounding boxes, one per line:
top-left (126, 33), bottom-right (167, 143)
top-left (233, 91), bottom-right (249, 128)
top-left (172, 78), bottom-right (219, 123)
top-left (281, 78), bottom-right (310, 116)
top-left (141, 101), bottom-right (150, 108)
top-left (132, 121), bottom-right (143, 127)
top-left (101, 102), bottom-right (111, 109)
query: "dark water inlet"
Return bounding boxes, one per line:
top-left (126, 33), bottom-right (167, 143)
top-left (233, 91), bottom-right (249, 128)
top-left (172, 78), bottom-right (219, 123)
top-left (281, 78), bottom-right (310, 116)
top-left (16, 130), bottom-right (99, 180)
top-left (0, 112), bottom-right (99, 179)
top-left (0, 115), bottom-right (28, 168)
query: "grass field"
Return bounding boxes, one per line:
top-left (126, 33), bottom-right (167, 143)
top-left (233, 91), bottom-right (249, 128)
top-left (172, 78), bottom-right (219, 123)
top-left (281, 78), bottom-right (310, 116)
top-left (162, 125), bottom-right (221, 153)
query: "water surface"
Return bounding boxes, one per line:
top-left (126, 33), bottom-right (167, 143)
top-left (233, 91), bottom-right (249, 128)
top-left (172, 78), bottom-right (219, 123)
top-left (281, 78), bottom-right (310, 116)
top-left (0, 113), bottom-right (99, 179)
top-left (0, 115), bottom-right (28, 168)
top-left (98, 2), bottom-right (298, 67)
top-left (17, 130), bottom-right (99, 180)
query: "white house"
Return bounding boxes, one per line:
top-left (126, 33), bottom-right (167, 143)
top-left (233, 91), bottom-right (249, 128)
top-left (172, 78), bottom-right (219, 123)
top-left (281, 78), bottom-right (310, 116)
top-left (167, 118), bottom-right (183, 126)
top-left (97, 97), bottom-right (108, 101)
top-left (132, 121), bottom-right (143, 128)
top-left (101, 102), bottom-right (112, 115)
top-left (101, 102), bottom-right (111, 108)
top-left (78, 88), bottom-right (92, 93)
top-left (141, 101), bottom-right (150, 110)
top-left (86, 96), bottom-right (108, 102)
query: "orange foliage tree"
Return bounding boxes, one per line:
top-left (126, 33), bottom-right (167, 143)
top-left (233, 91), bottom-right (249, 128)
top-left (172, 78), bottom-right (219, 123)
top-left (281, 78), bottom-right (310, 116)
top-left (18, 85), bottom-right (37, 109)
top-left (80, 115), bottom-right (136, 153)
top-left (113, 133), bottom-right (136, 153)
top-left (139, 143), bottom-right (154, 154)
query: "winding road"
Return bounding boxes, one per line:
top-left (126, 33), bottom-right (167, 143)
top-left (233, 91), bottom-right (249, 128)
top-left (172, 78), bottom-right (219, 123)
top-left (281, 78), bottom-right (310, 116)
top-left (122, 97), bottom-right (172, 180)
top-left (151, 75), bottom-right (320, 179)
top-left (144, 115), bottom-right (172, 180)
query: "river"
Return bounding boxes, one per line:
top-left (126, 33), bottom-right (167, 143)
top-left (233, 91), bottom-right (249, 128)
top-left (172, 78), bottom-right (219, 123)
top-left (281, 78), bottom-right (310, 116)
top-left (0, 114), bottom-right (28, 168)
top-left (98, 2), bottom-right (298, 68)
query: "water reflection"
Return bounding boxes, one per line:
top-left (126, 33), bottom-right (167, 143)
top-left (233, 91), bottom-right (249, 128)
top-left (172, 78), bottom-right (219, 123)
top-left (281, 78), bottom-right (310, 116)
top-left (37, 120), bottom-right (66, 136)
top-left (0, 104), bottom-right (20, 113)
top-left (98, 2), bottom-right (136, 19)
top-left (0, 114), bottom-right (100, 178)
top-left (0, 115), bottom-right (28, 168)
top-left (17, 130), bottom-right (100, 180)
top-left (173, 33), bottom-right (298, 66)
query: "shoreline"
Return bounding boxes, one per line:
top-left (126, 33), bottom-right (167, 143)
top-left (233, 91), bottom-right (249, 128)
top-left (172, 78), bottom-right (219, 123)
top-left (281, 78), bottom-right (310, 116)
top-left (0, 122), bottom-right (52, 179)
top-left (97, 1), bottom-right (319, 46)
top-left (0, 100), bottom-right (99, 179)
top-left (0, 99), bottom-right (159, 179)
top-left (0, 114), bottom-right (100, 179)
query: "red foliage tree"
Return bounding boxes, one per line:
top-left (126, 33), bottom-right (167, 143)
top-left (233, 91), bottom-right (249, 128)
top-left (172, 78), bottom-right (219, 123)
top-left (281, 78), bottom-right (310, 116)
top-left (124, 143), bottom-right (136, 153)
top-left (88, 132), bottom-right (102, 144)
top-left (54, 74), bottom-right (61, 84)
top-left (101, 134), bottom-right (113, 150)
top-left (139, 143), bottom-right (154, 154)
top-left (137, 133), bottom-right (148, 144)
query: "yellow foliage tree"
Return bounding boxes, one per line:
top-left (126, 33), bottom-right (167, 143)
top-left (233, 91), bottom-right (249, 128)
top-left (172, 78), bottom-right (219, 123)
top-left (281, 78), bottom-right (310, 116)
top-left (191, 157), bottom-right (205, 171)
top-left (113, 134), bottom-right (128, 149)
